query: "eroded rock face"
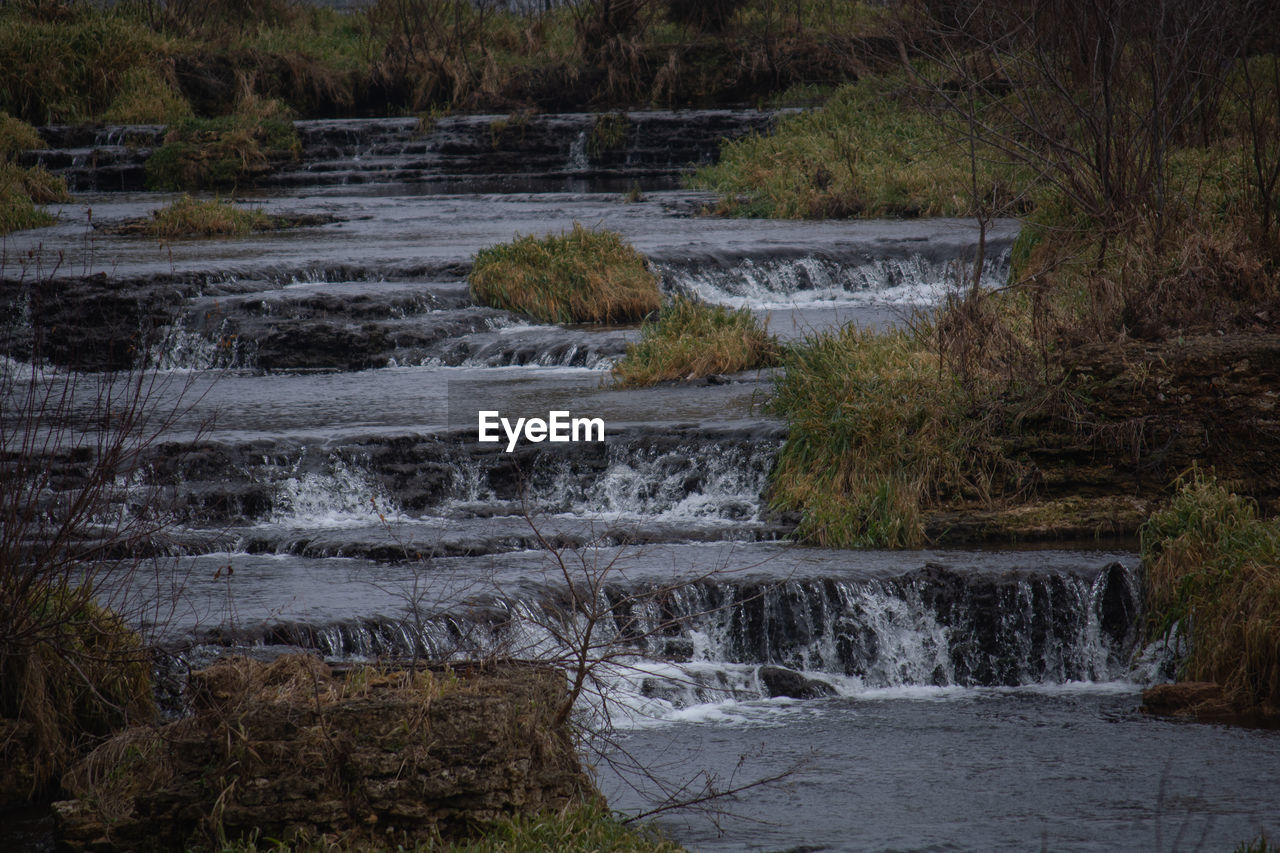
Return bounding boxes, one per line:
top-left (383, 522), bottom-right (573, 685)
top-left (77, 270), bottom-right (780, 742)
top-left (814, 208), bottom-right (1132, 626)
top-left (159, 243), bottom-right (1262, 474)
top-left (52, 655), bottom-right (595, 852)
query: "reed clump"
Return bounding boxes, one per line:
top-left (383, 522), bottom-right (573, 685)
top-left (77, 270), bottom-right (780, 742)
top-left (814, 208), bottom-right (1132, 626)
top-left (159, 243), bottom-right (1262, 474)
top-left (1142, 473), bottom-right (1280, 713)
top-left (0, 112), bottom-right (68, 234)
top-left (611, 297), bottom-right (779, 387)
top-left (469, 224), bottom-right (661, 324)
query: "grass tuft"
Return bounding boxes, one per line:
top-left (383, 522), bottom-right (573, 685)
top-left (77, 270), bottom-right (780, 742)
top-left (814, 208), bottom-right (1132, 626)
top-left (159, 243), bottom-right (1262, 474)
top-left (469, 224), bottom-right (660, 324)
top-left (102, 66), bottom-right (193, 125)
top-left (611, 297), bottom-right (779, 387)
top-left (1, 583), bottom-right (154, 804)
top-left (1141, 471), bottom-right (1280, 712)
top-left (766, 324), bottom-right (1010, 548)
top-left (0, 112), bottom-right (68, 235)
top-left (140, 195), bottom-right (273, 238)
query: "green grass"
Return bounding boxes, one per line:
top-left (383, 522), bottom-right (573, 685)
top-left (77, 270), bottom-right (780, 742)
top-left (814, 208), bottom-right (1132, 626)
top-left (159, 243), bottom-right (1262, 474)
top-left (145, 110), bottom-right (300, 191)
top-left (611, 297), bottom-right (779, 387)
top-left (102, 66), bottom-right (193, 125)
top-left (0, 5), bottom-right (179, 125)
top-left (469, 224), bottom-right (661, 324)
top-left (766, 324), bottom-right (1008, 548)
top-left (692, 74), bottom-right (1025, 219)
top-left (217, 804), bottom-right (684, 852)
top-left (0, 0), bottom-right (895, 126)
top-left (140, 195), bottom-right (272, 238)
top-left (0, 112), bottom-right (68, 235)
top-left (1141, 472), bottom-right (1280, 712)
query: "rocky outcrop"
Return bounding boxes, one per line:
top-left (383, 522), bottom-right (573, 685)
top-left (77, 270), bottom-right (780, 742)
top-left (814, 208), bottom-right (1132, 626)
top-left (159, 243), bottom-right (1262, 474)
top-left (925, 334), bottom-right (1280, 544)
top-left (758, 665), bottom-right (835, 699)
top-left (52, 655), bottom-right (596, 852)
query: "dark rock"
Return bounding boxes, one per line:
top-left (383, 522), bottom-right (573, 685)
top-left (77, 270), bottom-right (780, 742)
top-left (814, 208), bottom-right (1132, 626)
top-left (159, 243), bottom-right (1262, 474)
top-left (759, 665), bottom-right (835, 699)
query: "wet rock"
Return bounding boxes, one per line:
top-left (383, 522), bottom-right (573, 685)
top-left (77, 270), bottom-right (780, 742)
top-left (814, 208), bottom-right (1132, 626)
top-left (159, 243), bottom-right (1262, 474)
top-left (759, 665), bottom-right (834, 699)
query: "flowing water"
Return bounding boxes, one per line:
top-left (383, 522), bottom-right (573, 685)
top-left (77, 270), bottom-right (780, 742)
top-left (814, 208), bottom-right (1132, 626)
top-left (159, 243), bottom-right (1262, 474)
top-left (4, 112), bottom-right (1278, 851)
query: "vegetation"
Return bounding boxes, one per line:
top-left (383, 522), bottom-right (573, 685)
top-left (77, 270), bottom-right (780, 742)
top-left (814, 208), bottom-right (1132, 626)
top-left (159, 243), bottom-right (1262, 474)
top-left (144, 105), bottom-right (301, 191)
top-left (0, 112), bottom-right (68, 234)
top-left (134, 195), bottom-right (273, 237)
top-left (0, 588), bottom-right (155, 804)
top-left (766, 324), bottom-right (1021, 547)
top-left (693, 74), bottom-right (1026, 219)
top-left (1142, 473), bottom-right (1280, 712)
top-left (696, 0), bottom-right (1280, 548)
top-left (217, 804), bottom-right (684, 852)
top-left (0, 0), bottom-right (896, 127)
top-left (611, 296), bottom-right (779, 387)
top-left (1, 359), bottom-right (186, 804)
top-left (469, 224), bottom-right (660, 324)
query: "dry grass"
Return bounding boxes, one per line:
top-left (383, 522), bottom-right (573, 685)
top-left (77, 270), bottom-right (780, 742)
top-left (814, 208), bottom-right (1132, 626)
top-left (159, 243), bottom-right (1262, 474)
top-left (610, 297), bottom-right (779, 387)
top-left (102, 66), bottom-right (193, 125)
top-left (1, 584), bottom-right (155, 803)
top-left (1142, 472), bottom-right (1280, 712)
top-left (469, 224), bottom-right (661, 324)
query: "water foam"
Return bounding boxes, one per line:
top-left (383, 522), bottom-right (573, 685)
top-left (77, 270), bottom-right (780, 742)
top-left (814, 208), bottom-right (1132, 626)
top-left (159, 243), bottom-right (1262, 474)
top-left (660, 251), bottom-right (1012, 310)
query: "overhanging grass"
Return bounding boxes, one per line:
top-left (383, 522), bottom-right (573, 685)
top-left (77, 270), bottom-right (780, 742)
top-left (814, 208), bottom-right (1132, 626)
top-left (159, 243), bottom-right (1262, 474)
top-left (1141, 472), bottom-right (1280, 711)
top-left (469, 224), bottom-right (660, 324)
top-left (766, 324), bottom-right (1007, 548)
top-left (611, 297), bottom-right (779, 387)
top-left (1, 583), bottom-right (154, 804)
top-left (0, 112), bottom-right (68, 235)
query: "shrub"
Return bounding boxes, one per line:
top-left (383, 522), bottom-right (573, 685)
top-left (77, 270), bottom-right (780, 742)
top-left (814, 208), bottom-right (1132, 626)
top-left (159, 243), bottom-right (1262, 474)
top-left (611, 297), bottom-right (779, 387)
top-left (469, 224), bottom-right (660, 324)
top-left (145, 111), bottom-right (300, 191)
top-left (1141, 472), bottom-right (1280, 711)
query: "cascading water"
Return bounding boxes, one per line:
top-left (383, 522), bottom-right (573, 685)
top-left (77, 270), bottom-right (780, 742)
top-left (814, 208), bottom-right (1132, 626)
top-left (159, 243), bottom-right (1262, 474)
top-left (11, 112), bottom-right (1280, 853)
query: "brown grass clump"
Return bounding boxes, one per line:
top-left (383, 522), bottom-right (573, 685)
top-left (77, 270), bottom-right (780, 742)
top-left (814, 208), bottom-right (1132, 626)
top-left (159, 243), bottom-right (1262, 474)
top-left (1, 584), bottom-right (155, 805)
top-left (611, 297), bottom-right (780, 387)
top-left (137, 195), bottom-right (271, 238)
top-left (1142, 472), bottom-right (1280, 712)
top-left (469, 224), bottom-right (661, 324)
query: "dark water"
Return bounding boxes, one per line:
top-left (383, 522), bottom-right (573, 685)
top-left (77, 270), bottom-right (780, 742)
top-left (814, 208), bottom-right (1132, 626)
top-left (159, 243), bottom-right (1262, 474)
top-left (3, 114), bottom-right (1275, 853)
